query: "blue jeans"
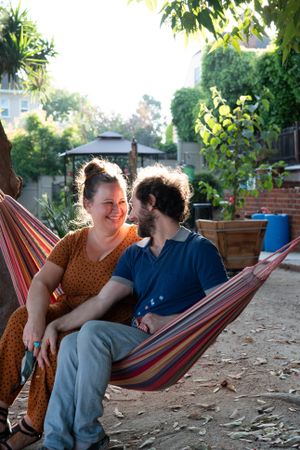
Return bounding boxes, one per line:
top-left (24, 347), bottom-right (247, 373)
top-left (43, 321), bottom-right (149, 450)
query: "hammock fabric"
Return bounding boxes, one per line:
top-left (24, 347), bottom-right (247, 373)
top-left (1, 192), bottom-right (300, 391)
top-left (0, 191), bottom-right (60, 304)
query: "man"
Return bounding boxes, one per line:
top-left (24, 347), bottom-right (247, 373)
top-left (40, 165), bottom-right (228, 450)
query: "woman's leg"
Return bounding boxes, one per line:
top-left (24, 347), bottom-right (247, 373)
top-left (27, 303), bottom-right (71, 432)
top-left (0, 307), bottom-right (28, 412)
top-left (0, 302), bottom-right (71, 450)
top-left (44, 321), bottom-right (148, 450)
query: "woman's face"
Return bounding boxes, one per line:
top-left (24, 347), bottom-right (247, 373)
top-left (85, 182), bottom-right (128, 233)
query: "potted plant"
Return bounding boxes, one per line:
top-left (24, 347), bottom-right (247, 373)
top-left (194, 87), bottom-right (286, 271)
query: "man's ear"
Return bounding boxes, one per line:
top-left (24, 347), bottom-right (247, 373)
top-left (147, 194), bottom-right (156, 210)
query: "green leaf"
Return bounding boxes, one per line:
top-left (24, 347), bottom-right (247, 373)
top-left (210, 136), bottom-right (221, 147)
top-left (182, 11), bottom-right (197, 32)
top-left (219, 105), bottom-right (230, 116)
top-left (212, 123), bottom-right (222, 134)
top-left (196, 8), bottom-right (216, 35)
top-left (261, 98), bottom-right (269, 112)
top-left (145, 0), bottom-right (157, 11)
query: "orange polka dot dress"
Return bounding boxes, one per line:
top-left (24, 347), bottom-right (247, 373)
top-left (0, 225), bottom-right (140, 432)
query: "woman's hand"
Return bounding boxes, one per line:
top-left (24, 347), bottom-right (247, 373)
top-left (22, 318), bottom-right (46, 357)
top-left (37, 322), bottom-right (59, 369)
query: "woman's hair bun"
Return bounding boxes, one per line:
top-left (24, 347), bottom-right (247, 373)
top-left (84, 162), bottom-right (106, 180)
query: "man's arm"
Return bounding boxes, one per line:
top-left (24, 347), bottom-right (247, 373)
top-left (38, 280), bottom-right (131, 367)
top-left (139, 282), bottom-right (226, 335)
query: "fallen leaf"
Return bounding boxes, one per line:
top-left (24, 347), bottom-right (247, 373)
top-left (253, 357), bottom-right (267, 365)
top-left (113, 407), bottom-right (124, 418)
top-left (139, 437), bottom-right (156, 448)
top-left (221, 417), bottom-right (245, 428)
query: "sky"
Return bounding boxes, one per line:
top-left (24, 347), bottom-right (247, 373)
top-left (10, 0), bottom-right (201, 121)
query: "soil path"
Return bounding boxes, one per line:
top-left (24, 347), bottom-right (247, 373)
top-left (10, 268), bottom-right (300, 449)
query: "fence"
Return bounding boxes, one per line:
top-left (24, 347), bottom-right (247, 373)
top-left (271, 123), bottom-right (300, 164)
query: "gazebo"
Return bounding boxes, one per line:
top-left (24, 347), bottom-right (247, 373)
top-left (60, 131), bottom-right (164, 187)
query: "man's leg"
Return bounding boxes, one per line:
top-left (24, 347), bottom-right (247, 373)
top-left (43, 331), bottom-right (79, 450)
top-left (73, 321), bottom-right (148, 447)
top-left (43, 321), bottom-right (148, 450)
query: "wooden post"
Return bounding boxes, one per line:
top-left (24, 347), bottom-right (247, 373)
top-left (128, 138), bottom-right (138, 186)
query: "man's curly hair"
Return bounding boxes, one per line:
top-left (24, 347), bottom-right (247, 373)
top-left (132, 164), bottom-right (192, 223)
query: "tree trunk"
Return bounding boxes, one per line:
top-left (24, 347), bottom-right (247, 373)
top-left (0, 119), bottom-right (22, 198)
top-left (0, 119), bottom-right (22, 335)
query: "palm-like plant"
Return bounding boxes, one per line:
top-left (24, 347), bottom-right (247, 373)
top-left (0, 3), bottom-right (56, 198)
top-left (0, 4), bottom-right (55, 85)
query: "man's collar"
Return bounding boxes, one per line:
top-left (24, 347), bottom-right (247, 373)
top-left (136, 226), bottom-right (191, 248)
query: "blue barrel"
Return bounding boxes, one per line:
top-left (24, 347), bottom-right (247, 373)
top-left (251, 213), bottom-right (266, 250)
top-left (263, 214), bottom-right (290, 252)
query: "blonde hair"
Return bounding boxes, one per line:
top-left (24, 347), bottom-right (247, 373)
top-left (75, 158), bottom-right (127, 225)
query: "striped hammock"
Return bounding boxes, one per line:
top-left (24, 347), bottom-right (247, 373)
top-left (1, 191), bottom-right (300, 391)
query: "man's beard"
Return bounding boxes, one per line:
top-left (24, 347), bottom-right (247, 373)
top-left (137, 208), bottom-right (156, 238)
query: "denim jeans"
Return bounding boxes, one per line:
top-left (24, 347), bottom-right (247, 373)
top-left (43, 321), bottom-right (149, 450)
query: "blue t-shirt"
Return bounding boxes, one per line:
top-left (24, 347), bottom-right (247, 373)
top-left (112, 227), bottom-right (228, 320)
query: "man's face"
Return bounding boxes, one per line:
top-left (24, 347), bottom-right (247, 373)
top-left (129, 194), bottom-right (156, 238)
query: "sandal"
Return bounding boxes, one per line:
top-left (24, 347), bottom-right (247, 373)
top-left (0, 407), bottom-right (11, 442)
top-left (0, 418), bottom-right (42, 450)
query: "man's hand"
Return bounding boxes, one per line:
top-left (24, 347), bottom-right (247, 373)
top-left (139, 313), bottom-right (177, 334)
top-left (37, 322), bottom-right (59, 369)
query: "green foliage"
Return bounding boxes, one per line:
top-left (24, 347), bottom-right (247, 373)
top-left (11, 113), bottom-right (81, 182)
top-left (256, 50), bottom-right (300, 128)
top-left (55, 92), bottom-right (164, 148)
top-left (196, 87), bottom-right (285, 220)
top-left (171, 88), bottom-right (204, 142)
top-left (201, 45), bottom-right (257, 108)
top-left (0, 4), bottom-right (56, 89)
top-left (159, 142), bottom-right (177, 154)
top-left (126, 94), bottom-right (164, 147)
top-left (165, 123), bottom-right (174, 144)
top-left (133, 0), bottom-right (300, 61)
top-left (42, 89), bottom-right (89, 122)
top-left (39, 192), bottom-right (79, 238)
top-left (191, 171), bottom-right (221, 203)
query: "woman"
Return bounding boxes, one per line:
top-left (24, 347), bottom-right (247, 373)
top-left (0, 158), bottom-right (140, 450)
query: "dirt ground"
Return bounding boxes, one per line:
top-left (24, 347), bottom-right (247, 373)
top-left (10, 267), bottom-right (300, 450)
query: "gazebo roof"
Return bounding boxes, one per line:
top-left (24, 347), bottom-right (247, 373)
top-left (61, 131), bottom-right (164, 157)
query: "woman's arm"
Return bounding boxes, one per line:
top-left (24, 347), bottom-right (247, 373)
top-left (23, 261), bottom-right (64, 353)
top-left (38, 279), bottom-right (132, 367)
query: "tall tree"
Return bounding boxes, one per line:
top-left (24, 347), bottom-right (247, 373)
top-left (127, 95), bottom-right (164, 147)
top-left (0, 4), bottom-right (55, 331)
top-left (42, 89), bottom-right (89, 122)
top-left (132, 0), bottom-right (300, 61)
top-left (0, 3), bottom-right (55, 197)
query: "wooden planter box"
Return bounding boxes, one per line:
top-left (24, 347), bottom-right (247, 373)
top-left (196, 219), bottom-right (268, 271)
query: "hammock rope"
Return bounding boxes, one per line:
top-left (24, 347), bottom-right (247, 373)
top-left (1, 191), bottom-right (300, 391)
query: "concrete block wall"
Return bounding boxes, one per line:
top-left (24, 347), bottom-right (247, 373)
top-left (243, 187), bottom-right (300, 244)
